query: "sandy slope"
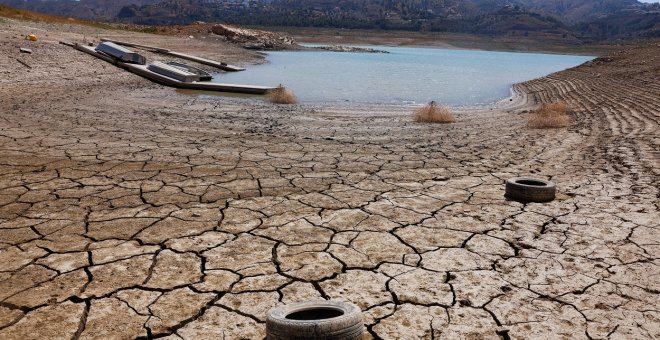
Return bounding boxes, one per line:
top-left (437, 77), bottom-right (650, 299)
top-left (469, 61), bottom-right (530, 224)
top-left (0, 18), bottom-right (659, 339)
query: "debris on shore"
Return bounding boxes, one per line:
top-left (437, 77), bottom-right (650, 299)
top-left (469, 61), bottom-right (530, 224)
top-left (309, 45), bottom-right (389, 54)
top-left (68, 41), bottom-right (273, 94)
top-left (211, 24), bottom-right (297, 50)
top-left (209, 23), bottom-right (388, 53)
top-left (15, 58), bottom-right (32, 68)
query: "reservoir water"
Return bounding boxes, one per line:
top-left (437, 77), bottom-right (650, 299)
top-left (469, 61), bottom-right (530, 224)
top-left (216, 46), bottom-right (593, 105)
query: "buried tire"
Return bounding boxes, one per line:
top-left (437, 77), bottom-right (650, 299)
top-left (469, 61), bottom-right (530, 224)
top-left (266, 301), bottom-right (364, 340)
top-left (505, 177), bottom-right (556, 203)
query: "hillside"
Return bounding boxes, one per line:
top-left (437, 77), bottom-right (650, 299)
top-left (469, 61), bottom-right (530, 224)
top-left (1, 0), bottom-right (658, 40)
top-left (576, 9), bottom-right (660, 40)
top-left (0, 0), bottom-right (162, 20)
top-left (507, 0), bottom-right (643, 23)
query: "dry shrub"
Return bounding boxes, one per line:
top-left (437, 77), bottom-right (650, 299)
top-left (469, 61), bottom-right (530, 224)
top-left (414, 101), bottom-right (456, 124)
top-left (527, 101), bottom-right (571, 129)
top-left (268, 85), bottom-right (298, 104)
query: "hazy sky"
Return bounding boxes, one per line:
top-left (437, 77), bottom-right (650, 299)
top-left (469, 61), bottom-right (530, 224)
top-left (639, 0), bottom-right (660, 2)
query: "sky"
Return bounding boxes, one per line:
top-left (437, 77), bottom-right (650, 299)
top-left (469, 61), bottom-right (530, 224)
top-left (639, 0), bottom-right (660, 2)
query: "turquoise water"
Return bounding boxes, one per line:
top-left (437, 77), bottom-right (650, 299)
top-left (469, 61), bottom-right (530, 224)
top-left (215, 46), bottom-right (592, 105)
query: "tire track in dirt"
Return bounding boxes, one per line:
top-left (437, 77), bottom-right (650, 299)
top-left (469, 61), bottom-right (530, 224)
top-left (519, 44), bottom-right (660, 186)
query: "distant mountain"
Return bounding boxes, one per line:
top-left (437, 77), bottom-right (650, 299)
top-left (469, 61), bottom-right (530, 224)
top-left (575, 8), bottom-right (660, 39)
top-left (508, 0), bottom-right (644, 23)
top-left (1, 0), bottom-right (658, 40)
top-left (0, 0), bottom-right (162, 20)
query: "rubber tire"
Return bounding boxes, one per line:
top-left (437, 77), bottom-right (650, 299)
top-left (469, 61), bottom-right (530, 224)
top-left (266, 301), bottom-right (363, 340)
top-left (505, 177), bottom-right (556, 203)
top-left (268, 323), bottom-right (363, 340)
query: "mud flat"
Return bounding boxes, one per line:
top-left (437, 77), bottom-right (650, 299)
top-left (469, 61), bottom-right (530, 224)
top-left (0, 17), bottom-right (659, 339)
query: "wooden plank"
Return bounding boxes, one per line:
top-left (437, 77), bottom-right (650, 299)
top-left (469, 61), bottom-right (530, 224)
top-left (127, 64), bottom-right (271, 94)
top-left (165, 51), bottom-right (245, 72)
top-left (15, 58), bottom-right (32, 69)
top-left (100, 38), bottom-right (246, 72)
top-left (100, 38), bottom-right (170, 53)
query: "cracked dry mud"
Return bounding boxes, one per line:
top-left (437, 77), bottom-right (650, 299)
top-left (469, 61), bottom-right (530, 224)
top-left (1, 19), bottom-right (659, 339)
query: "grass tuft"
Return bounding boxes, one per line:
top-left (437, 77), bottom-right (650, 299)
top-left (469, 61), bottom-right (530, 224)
top-left (527, 101), bottom-right (571, 129)
top-left (414, 101), bottom-right (456, 124)
top-left (137, 26), bottom-right (158, 34)
top-left (268, 85), bottom-right (298, 104)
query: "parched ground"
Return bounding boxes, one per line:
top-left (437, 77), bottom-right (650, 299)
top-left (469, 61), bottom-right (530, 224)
top-left (0, 18), bottom-right (659, 339)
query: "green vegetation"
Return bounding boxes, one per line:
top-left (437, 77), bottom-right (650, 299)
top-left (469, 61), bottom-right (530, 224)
top-left (136, 26), bottom-right (157, 34)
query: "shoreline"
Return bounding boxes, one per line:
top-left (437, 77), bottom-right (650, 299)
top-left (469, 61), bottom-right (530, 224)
top-left (270, 26), bottom-right (620, 56)
top-left (297, 39), bottom-right (602, 57)
top-left (210, 46), bottom-right (590, 110)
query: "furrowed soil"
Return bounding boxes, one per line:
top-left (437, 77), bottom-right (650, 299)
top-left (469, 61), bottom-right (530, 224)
top-left (0, 17), bottom-right (658, 340)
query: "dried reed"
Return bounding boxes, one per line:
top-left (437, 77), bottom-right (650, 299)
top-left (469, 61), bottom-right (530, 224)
top-left (268, 84), bottom-right (298, 104)
top-left (527, 102), bottom-right (571, 129)
top-left (414, 101), bottom-right (456, 123)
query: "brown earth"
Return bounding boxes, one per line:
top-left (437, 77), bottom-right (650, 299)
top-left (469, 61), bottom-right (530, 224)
top-left (0, 17), bottom-right (659, 340)
top-left (280, 26), bottom-right (626, 55)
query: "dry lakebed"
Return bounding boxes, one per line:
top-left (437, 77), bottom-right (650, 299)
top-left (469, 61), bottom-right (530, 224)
top-left (0, 18), bottom-right (659, 340)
